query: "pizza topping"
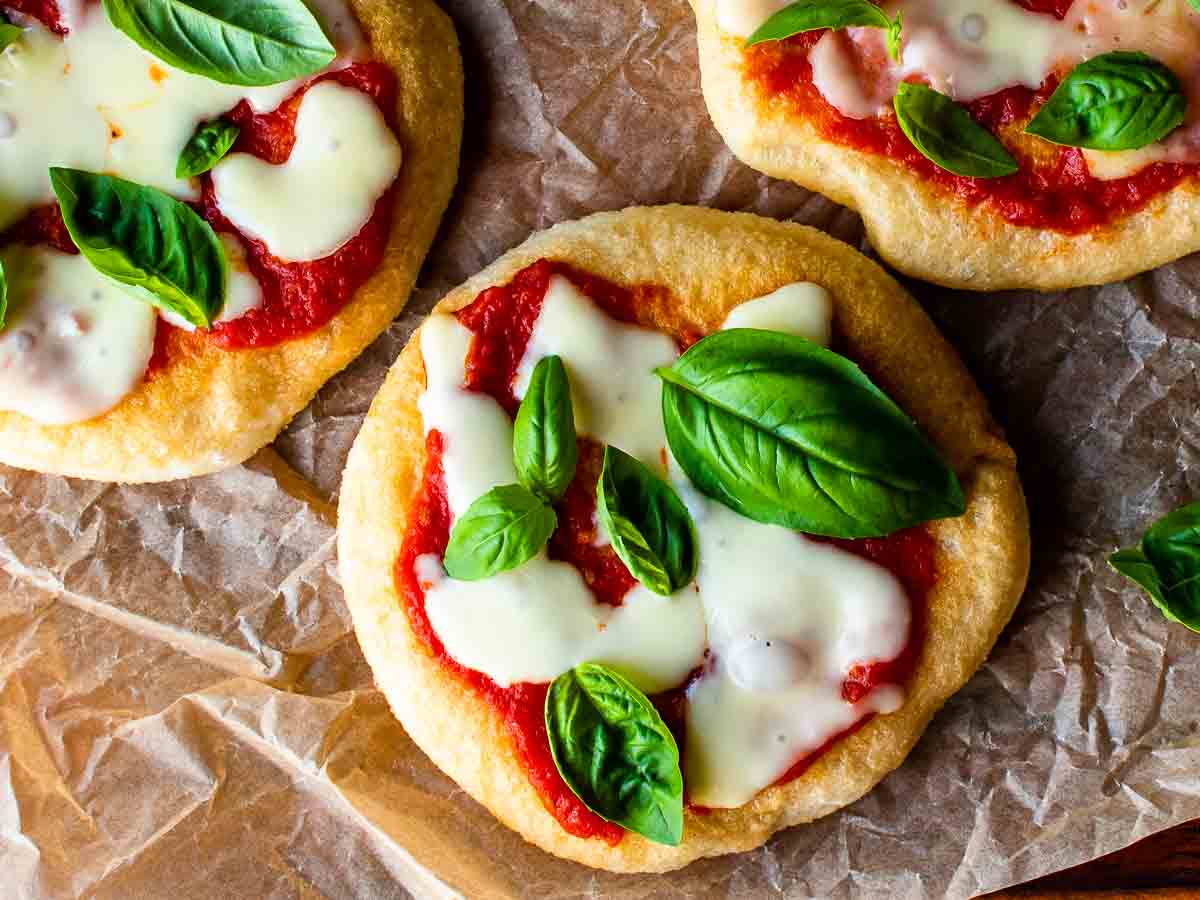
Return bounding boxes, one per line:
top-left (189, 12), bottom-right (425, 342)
top-left (893, 82), bottom-right (1018, 176)
top-left (410, 270), bottom-right (946, 826)
top-left (0, 246), bottom-right (156, 425)
top-left (443, 483), bottom-right (558, 581)
top-left (545, 663), bottom-right (685, 846)
top-left (176, 120), bottom-right (241, 179)
top-left (210, 80), bottom-right (402, 262)
top-left (1111, 501), bottom-right (1200, 633)
top-left (747, 0), bottom-right (905, 62)
top-left (720, 279), bottom-right (833, 342)
top-left (0, 10), bottom-right (21, 51)
top-left (159, 235), bottom-right (263, 332)
top-left (514, 355), bottom-right (579, 503)
top-left (101, 0), bottom-right (335, 87)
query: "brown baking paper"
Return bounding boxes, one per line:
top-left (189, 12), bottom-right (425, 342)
top-left (3, 1), bottom-right (1200, 897)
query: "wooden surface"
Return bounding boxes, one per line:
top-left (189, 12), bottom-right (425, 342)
top-left (994, 821), bottom-right (1200, 897)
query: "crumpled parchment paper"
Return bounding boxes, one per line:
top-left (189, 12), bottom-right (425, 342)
top-left (4, 1), bottom-right (1200, 897)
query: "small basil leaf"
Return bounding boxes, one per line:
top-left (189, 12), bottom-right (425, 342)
top-left (514, 355), bottom-right (578, 503)
top-left (893, 83), bottom-right (1018, 178)
top-left (656, 329), bottom-right (964, 539)
top-left (0, 259), bottom-right (7, 332)
top-left (176, 120), bottom-right (241, 179)
top-left (101, 0), bottom-right (336, 87)
top-left (746, 0), bottom-right (893, 47)
top-left (443, 484), bottom-right (556, 581)
top-left (1191, 0), bottom-right (1200, 11)
top-left (1111, 502), bottom-right (1200, 631)
top-left (49, 168), bottom-right (226, 329)
top-left (0, 11), bottom-right (22, 52)
top-left (545, 663), bottom-right (684, 846)
top-left (596, 446), bottom-right (698, 596)
top-left (1025, 51), bottom-right (1186, 151)
top-left (886, 11), bottom-right (903, 63)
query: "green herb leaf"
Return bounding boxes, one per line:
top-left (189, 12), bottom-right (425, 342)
top-left (746, 0), bottom-right (902, 62)
top-left (514, 355), bottom-right (578, 503)
top-left (1111, 502), bottom-right (1200, 631)
top-left (176, 120), bottom-right (241, 179)
top-left (0, 259), bottom-right (7, 332)
top-left (0, 11), bottom-right (23, 52)
top-left (545, 663), bottom-right (684, 846)
top-left (443, 484), bottom-right (556, 581)
top-left (49, 168), bottom-right (226, 329)
top-left (886, 11), bottom-right (903, 63)
top-left (656, 328), bottom-right (965, 539)
top-left (596, 446), bottom-right (698, 596)
top-left (101, 0), bottom-right (335, 87)
top-left (1026, 51), bottom-right (1186, 151)
top-left (893, 82), bottom-right (1018, 178)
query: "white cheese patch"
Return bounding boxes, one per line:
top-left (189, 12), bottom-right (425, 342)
top-left (211, 81), bottom-right (403, 262)
top-left (159, 234), bottom-right (264, 331)
top-left (721, 281), bottom-right (833, 343)
top-left (0, 5), bottom-right (327, 230)
top-left (415, 312), bottom-right (706, 691)
top-left (513, 275), bottom-right (678, 469)
top-left (716, 0), bottom-right (792, 36)
top-left (417, 280), bottom-right (912, 806)
top-left (0, 247), bottom-right (156, 425)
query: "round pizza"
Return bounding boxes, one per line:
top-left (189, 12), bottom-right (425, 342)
top-left (0, 0), bottom-right (461, 482)
top-left (339, 205), bottom-right (1030, 871)
top-left (691, 0), bottom-right (1200, 291)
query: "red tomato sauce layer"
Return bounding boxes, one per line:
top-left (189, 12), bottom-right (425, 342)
top-left (395, 259), bottom-right (935, 842)
top-left (744, 28), bottom-right (1193, 233)
top-left (3, 0), bottom-right (63, 34)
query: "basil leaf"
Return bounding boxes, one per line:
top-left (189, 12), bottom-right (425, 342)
top-left (101, 0), bottom-right (335, 87)
top-left (656, 329), bottom-right (965, 539)
top-left (49, 168), bottom-right (226, 329)
top-left (893, 83), bottom-right (1018, 178)
top-left (514, 355), bottom-right (579, 503)
top-left (176, 120), bottom-right (241, 179)
top-left (746, 0), bottom-right (903, 63)
top-left (596, 446), bottom-right (698, 596)
top-left (443, 484), bottom-right (557, 581)
top-left (0, 11), bottom-right (23, 52)
top-left (1112, 502), bottom-right (1200, 631)
top-left (545, 663), bottom-right (684, 846)
top-left (1026, 51), bottom-right (1185, 151)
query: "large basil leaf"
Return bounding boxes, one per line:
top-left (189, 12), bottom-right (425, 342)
top-left (1026, 51), bottom-right (1185, 151)
top-left (746, 0), bottom-right (903, 62)
top-left (545, 663), bottom-right (684, 846)
top-left (49, 168), bottom-right (226, 329)
top-left (177, 120), bottom-right (241, 179)
top-left (893, 83), bottom-right (1018, 178)
top-left (656, 329), bottom-right (965, 538)
top-left (0, 11), bottom-right (22, 52)
top-left (596, 446), bottom-right (697, 596)
top-left (101, 0), bottom-right (335, 87)
top-left (514, 355), bottom-right (578, 503)
top-left (1111, 502), bottom-right (1200, 631)
top-left (443, 484), bottom-right (557, 581)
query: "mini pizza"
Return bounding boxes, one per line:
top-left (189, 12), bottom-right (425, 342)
top-left (0, 0), bottom-right (461, 481)
top-left (339, 206), bottom-right (1030, 871)
top-left (691, 0), bottom-right (1200, 291)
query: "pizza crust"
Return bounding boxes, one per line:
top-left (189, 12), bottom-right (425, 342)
top-left (0, 0), bottom-right (463, 482)
top-left (689, 0), bottom-right (1200, 292)
top-left (338, 205), bottom-right (1031, 873)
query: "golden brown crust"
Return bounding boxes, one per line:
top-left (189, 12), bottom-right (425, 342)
top-left (689, 0), bottom-right (1200, 292)
top-left (0, 0), bottom-right (463, 482)
top-left (338, 205), bottom-right (1031, 872)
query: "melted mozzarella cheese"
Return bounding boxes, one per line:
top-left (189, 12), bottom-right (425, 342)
top-left (716, 0), bottom-right (792, 36)
top-left (211, 82), bottom-right (403, 262)
top-left (721, 281), bottom-right (833, 342)
top-left (514, 275), bottom-right (678, 468)
top-left (415, 314), bottom-right (706, 691)
top-left (0, 247), bottom-right (156, 425)
top-left (417, 280), bottom-right (913, 805)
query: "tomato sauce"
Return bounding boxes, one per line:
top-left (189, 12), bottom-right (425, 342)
top-left (395, 259), bottom-right (935, 842)
top-left (743, 19), bottom-right (1195, 233)
top-left (4, 0), bottom-right (63, 34)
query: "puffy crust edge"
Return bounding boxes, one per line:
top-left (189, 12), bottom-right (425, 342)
top-left (689, 0), bottom-right (1200, 293)
top-left (337, 205), bottom-right (1031, 873)
top-left (0, 0), bottom-right (463, 482)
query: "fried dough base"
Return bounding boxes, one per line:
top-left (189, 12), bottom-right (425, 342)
top-left (338, 205), bottom-right (1031, 872)
top-left (0, 0), bottom-right (463, 482)
top-left (689, 0), bottom-right (1200, 292)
